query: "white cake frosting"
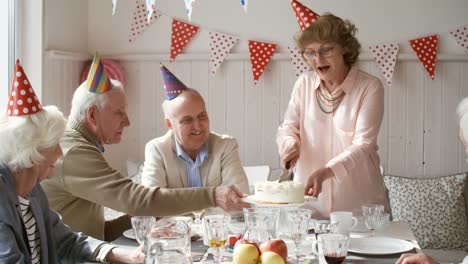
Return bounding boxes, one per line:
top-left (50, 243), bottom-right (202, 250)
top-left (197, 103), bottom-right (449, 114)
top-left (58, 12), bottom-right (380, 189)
top-left (254, 181), bottom-right (304, 204)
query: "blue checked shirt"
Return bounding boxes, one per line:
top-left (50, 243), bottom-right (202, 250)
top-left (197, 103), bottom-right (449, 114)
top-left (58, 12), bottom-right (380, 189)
top-left (175, 141), bottom-right (208, 187)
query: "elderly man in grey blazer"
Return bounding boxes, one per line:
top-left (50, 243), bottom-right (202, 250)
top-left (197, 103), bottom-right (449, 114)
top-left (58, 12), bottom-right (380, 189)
top-left (141, 65), bottom-right (249, 194)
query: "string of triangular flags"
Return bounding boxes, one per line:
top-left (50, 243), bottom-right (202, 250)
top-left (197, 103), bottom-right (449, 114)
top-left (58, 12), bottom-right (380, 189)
top-left (124, 0), bottom-right (467, 86)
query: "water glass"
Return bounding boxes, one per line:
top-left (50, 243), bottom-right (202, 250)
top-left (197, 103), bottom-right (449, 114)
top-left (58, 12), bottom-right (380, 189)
top-left (174, 216), bottom-right (194, 257)
top-left (313, 220), bottom-right (339, 238)
top-left (204, 214), bottom-right (230, 264)
top-left (362, 204), bottom-right (384, 236)
top-left (312, 234), bottom-right (349, 264)
top-left (146, 218), bottom-right (191, 264)
top-left (287, 208), bottom-right (312, 263)
top-left (243, 207), bottom-right (280, 244)
top-left (131, 216), bottom-right (157, 245)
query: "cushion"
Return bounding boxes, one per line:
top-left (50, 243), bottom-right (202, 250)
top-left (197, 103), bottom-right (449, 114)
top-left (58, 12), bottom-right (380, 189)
top-left (384, 173), bottom-right (468, 250)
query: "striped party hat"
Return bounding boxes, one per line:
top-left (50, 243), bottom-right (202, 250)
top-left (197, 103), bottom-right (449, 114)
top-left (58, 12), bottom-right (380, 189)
top-left (86, 52), bottom-right (112, 93)
top-left (160, 63), bottom-right (187, 100)
top-left (7, 59), bottom-right (42, 116)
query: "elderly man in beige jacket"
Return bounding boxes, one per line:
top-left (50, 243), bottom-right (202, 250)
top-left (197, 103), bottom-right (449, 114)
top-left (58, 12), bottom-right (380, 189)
top-left (41, 55), bottom-right (249, 241)
top-left (141, 66), bottom-right (248, 194)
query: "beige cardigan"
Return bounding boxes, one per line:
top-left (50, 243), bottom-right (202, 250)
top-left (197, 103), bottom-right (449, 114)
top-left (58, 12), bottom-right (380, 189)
top-left (141, 130), bottom-right (249, 193)
top-left (41, 119), bottom-right (216, 240)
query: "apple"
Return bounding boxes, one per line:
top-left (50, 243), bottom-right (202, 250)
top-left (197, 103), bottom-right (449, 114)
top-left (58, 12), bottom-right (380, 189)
top-left (235, 239), bottom-right (260, 254)
top-left (232, 243), bottom-right (260, 264)
top-left (259, 251), bottom-right (285, 264)
top-left (259, 239), bottom-right (288, 261)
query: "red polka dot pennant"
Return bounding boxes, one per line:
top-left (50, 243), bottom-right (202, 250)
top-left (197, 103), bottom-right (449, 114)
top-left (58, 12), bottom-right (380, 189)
top-left (208, 31), bottom-right (239, 76)
top-left (287, 45), bottom-right (310, 77)
top-left (248, 40), bottom-right (278, 84)
top-left (7, 60), bottom-right (42, 116)
top-left (409, 35), bottom-right (438, 80)
top-left (290, 0), bottom-right (320, 31)
top-left (368, 42), bottom-right (399, 85)
top-left (450, 25), bottom-right (467, 53)
top-left (170, 19), bottom-right (200, 62)
top-left (128, 0), bottom-right (161, 43)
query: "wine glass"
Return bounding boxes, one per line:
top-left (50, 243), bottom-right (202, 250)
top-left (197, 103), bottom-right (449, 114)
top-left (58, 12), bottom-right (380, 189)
top-left (204, 214), bottom-right (230, 264)
top-left (362, 204), bottom-right (384, 237)
top-left (192, 209), bottom-right (205, 225)
top-left (287, 208), bottom-right (312, 263)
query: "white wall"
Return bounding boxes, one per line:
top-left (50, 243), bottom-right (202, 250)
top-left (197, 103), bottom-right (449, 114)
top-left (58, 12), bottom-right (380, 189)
top-left (88, 0), bottom-right (468, 55)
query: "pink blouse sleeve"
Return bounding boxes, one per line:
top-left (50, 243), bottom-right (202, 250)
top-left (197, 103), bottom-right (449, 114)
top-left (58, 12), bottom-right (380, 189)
top-left (326, 79), bottom-right (384, 181)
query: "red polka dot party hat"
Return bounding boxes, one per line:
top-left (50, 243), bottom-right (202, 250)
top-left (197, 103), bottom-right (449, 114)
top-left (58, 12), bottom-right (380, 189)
top-left (7, 59), bottom-right (42, 116)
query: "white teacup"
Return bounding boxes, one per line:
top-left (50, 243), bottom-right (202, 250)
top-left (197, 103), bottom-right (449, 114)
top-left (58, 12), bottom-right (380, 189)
top-left (330, 211), bottom-right (358, 237)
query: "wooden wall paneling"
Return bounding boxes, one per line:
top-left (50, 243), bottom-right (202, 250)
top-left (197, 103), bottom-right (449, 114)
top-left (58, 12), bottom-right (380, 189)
top-left (405, 62), bottom-right (424, 177)
top-left (225, 61), bottom-right (246, 162)
top-left (262, 62), bottom-right (281, 168)
top-left (459, 63), bottom-right (468, 172)
top-left (387, 61), bottom-right (407, 176)
top-left (369, 61), bottom-right (389, 174)
top-left (441, 62), bottom-right (461, 175)
top-left (191, 61), bottom-right (209, 104)
top-left (208, 62), bottom-right (227, 134)
top-left (279, 61), bottom-right (296, 123)
top-left (243, 61), bottom-right (263, 165)
top-left (423, 64), bottom-right (443, 177)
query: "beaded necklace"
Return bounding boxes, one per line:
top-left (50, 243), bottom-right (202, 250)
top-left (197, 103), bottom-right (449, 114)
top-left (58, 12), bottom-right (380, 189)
top-left (315, 85), bottom-right (345, 114)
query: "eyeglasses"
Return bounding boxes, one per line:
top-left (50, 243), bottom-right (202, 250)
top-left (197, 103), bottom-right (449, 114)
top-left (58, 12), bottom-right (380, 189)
top-left (302, 46), bottom-right (335, 60)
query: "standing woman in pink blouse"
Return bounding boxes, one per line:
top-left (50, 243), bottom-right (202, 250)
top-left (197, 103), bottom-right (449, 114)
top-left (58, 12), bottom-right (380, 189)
top-left (277, 13), bottom-right (389, 218)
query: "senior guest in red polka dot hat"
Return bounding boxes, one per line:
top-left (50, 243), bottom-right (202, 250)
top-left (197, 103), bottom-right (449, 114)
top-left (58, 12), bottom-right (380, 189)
top-left (0, 59), bottom-right (144, 263)
top-left (140, 64), bottom-right (249, 205)
top-left (276, 13), bottom-right (389, 219)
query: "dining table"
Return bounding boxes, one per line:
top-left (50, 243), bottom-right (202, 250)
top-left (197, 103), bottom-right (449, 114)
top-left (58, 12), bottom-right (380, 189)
top-left (111, 220), bottom-right (422, 264)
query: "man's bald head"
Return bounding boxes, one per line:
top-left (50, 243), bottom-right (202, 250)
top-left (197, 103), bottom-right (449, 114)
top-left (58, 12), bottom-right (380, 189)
top-left (162, 88), bottom-right (205, 120)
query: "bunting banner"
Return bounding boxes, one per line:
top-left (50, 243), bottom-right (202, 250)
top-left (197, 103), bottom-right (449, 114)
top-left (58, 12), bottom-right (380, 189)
top-left (290, 0), bottom-right (320, 31)
top-left (409, 35), bottom-right (438, 80)
top-left (450, 25), bottom-right (467, 53)
top-left (112, 0), bottom-right (118, 15)
top-left (248, 40), bottom-right (278, 84)
top-left (146, 0), bottom-right (156, 23)
top-left (368, 42), bottom-right (399, 85)
top-left (241, 0), bottom-right (248, 13)
top-left (128, 0), bottom-right (161, 43)
top-left (170, 19), bottom-right (200, 62)
top-left (209, 31), bottom-right (239, 76)
top-left (287, 45), bottom-right (310, 77)
top-left (184, 0), bottom-right (196, 21)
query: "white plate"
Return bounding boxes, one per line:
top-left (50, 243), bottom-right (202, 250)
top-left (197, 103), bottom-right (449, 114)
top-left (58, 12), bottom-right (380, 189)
top-left (123, 229), bottom-right (136, 240)
top-left (241, 195), bottom-right (315, 207)
top-left (349, 237), bottom-right (414, 255)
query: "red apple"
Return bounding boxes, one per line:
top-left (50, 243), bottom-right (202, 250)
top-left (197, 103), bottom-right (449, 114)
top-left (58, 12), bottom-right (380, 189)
top-left (235, 239), bottom-right (260, 254)
top-left (259, 239), bottom-right (288, 261)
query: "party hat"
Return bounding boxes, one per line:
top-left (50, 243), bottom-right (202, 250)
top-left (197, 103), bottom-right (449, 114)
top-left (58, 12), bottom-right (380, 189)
top-left (86, 52), bottom-right (112, 93)
top-left (7, 60), bottom-right (42, 116)
top-left (290, 0), bottom-right (320, 31)
top-left (160, 63), bottom-right (187, 100)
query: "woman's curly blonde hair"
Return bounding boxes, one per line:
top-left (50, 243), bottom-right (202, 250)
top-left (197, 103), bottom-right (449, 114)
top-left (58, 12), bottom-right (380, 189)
top-left (295, 13), bottom-right (361, 66)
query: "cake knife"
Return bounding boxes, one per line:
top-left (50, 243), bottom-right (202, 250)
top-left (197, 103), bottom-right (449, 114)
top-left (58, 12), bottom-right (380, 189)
top-left (279, 160), bottom-right (294, 182)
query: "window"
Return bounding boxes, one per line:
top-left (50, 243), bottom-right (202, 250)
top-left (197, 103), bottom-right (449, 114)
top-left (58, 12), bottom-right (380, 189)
top-left (0, 0), bottom-right (15, 111)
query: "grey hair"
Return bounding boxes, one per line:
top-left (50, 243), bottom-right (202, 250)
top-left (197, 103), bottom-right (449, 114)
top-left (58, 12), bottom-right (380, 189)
top-left (0, 105), bottom-right (66, 171)
top-left (457, 97), bottom-right (468, 143)
top-left (69, 79), bottom-right (125, 122)
top-left (161, 88), bottom-right (203, 120)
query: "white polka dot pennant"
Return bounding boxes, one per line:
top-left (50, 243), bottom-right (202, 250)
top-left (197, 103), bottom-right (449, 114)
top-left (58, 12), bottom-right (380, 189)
top-left (290, 0), bottom-right (320, 31)
top-left (450, 25), bottom-right (467, 53)
top-left (7, 60), bottom-right (42, 117)
top-left (248, 40), bottom-right (278, 85)
top-left (170, 19), bottom-right (200, 62)
top-left (128, 0), bottom-right (161, 43)
top-left (368, 42), bottom-right (399, 85)
top-left (208, 31), bottom-right (239, 76)
top-left (287, 45), bottom-right (310, 77)
top-left (409, 34), bottom-right (438, 80)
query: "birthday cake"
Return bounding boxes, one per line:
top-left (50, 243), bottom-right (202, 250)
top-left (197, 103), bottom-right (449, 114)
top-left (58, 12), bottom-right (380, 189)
top-left (254, 181), bottom-right (304, 204)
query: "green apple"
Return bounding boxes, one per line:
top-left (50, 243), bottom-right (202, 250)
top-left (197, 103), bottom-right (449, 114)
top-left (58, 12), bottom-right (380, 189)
top-left (233, 243), bottom-right (260, 264)
top-left (259, 251), bottom-right (285, 264)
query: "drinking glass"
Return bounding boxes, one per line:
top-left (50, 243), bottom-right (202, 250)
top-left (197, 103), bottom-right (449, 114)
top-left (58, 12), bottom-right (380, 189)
top-left (174, 216), bottom-right (194, 257)
top-left (131, 216), bottom-right (157, 245)
top-left (313, 220), bottom-right (339, 239)
top-left (192, 209), bottom-right (205, 225)
top-left (204, 214), bottom-right (230, 264)
top-left (287, 208), bottom-right (312, 263)
top-left (312, 234), bottom-right (349, 264)
top-left (362, 204), bottom-right (384, 237)
top-left (242, 207), bottom-right (280, 243)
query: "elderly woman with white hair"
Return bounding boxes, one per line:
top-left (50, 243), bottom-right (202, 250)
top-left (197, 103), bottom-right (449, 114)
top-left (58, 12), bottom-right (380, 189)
top-left (0, 61), bottom-right (143, 263)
